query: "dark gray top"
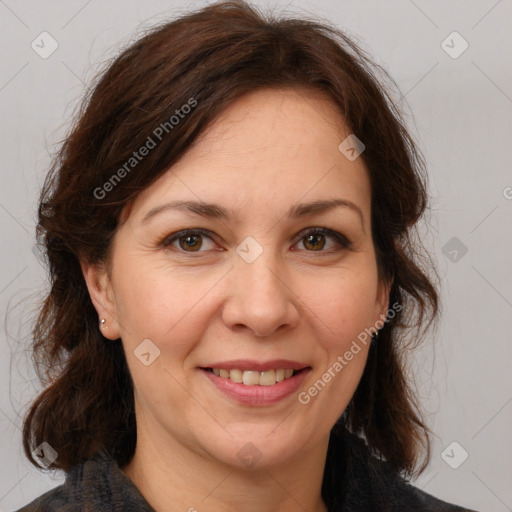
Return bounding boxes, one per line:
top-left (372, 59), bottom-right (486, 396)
top-left (17, 424), bottom-right (478, 511)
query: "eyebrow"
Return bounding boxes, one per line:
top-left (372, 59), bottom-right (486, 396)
top-left (142, 198), bottom-right (365, 230)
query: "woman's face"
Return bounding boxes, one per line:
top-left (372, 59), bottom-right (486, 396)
top-left (86, 88), bottom-right (389, 471)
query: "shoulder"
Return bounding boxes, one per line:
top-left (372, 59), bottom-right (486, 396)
top-left (15, 449), bottom-right (154, 512)
top-left (389, 479), bottom-right (478, 512)
top-left (326, 424), bottom-right (479, 512)
top-left (15, 483), bottom-right (71, 512)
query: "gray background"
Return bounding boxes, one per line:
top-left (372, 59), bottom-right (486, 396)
top-left (1, 1), bottom-right (511, 510)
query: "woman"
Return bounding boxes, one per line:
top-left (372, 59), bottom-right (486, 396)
top-left (19, 1), bottom-right (477, 511)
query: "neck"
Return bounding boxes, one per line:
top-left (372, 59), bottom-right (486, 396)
top-left (122, 421), bottom-right (330, 512)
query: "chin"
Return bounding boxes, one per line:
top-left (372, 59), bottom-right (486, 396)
top-left (196, 422), bottom-right (313, 471)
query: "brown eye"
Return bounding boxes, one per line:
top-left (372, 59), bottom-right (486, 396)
top-left (302, 233), bottom-right (326, 251)
top-left (178, 234), bottom-right (203, 252)
top-left (162, 227), bottom-right (351, 256)
top-left (295, 227), bottom-right (351, 253)
top-left (163, 229), bottom-right (217, 253)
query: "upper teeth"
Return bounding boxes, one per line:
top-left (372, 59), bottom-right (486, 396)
top-left (212, 368), bottom-right (295, 386)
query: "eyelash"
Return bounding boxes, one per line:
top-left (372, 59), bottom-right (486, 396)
top-left (160, 227), bottom-right (352, 256)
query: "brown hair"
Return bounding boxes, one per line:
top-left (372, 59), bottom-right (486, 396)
top-left (24, 0), bottom-right (438, 478)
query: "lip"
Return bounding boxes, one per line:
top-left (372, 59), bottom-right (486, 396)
top-left (198, 365), bottom-right (312, 406)
top-left (199, 359), bottom-right (309, 372)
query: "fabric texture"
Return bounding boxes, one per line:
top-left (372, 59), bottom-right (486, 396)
top-left (17, 424), bottom-right (478, 512)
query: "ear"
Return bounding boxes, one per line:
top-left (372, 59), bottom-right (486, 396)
top-left (372, 278), bottom-right (393, 334)
top-left (80, 259), bottom-right (121, 340)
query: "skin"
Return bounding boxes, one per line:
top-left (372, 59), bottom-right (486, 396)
top-left (82, 87), bottom-right (391, 512)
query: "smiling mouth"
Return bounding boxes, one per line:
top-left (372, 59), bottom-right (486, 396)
top-left (201, 367), bottom-right (309, 386)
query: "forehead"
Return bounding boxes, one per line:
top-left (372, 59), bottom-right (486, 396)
top-left (127, 88), bottom-right (372, 227)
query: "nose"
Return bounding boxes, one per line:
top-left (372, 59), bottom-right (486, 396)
top-left (221, 252), bottom-right (300, 338)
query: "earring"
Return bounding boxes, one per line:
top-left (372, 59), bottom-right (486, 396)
top-left (100, 318), bottom-right (106, 328)
top-left (373, 329), bottom-right (379, 340)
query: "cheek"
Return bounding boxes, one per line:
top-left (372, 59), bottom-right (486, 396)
top-left (304, 269), bottom-right (380, 349)
top-left (112, 260), bottom-right (221, 350)
top-left (113, 265), bottom-right (218, 405)
top-left (112, 246), bottom-right (380, 359)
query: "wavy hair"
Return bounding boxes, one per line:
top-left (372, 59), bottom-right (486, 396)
top-left (23, 0), bottom-right (438, 478)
